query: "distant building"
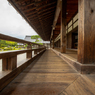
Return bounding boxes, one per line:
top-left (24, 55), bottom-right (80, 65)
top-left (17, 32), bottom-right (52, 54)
top-left (24, 36), bottom-right (43, 43)
top-left (24, 35), bottom-right (50, 48)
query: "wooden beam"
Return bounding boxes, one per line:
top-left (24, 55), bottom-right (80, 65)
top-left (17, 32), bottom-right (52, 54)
top-left (38, 10), bottom-right (55, 17)
top-left (23, 7), bottom-right (36, 12)
top-left (78, 0), bottom-right (95, 64)
top-left (34, 0), bottom-right (47, 41)
top-left (28, 11), bottom-right (54, 19)
top-left (53, 39), bottom-right (54, 49)
top-left (27, 51), bottom-right (32, 59)
top-left (37, 1), bottom-right (56, 10)
top-left (2, 55), bottom-right (17, 71)
top-left (30, 15), bottom-right (53, 22)
top-left (50, 0), bottom-right (62, 40)
top-left (38, 6), bottom-right (56, 14)
top-left (60, 0), bottom-right (67, 53)
top-left (26, 6), bottom-right (55, 17)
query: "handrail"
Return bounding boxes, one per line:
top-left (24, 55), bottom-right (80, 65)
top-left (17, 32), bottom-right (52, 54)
top-left (0, 47), bottom-right (46, 91)
top-left (0, 33), bottom-right (43, 46)
top-left (0, 48), bottom-right (45, 59)
top-left (0, 33), bottom-right (46, 71)
top-left (1, 47), bottom-right (46, 71)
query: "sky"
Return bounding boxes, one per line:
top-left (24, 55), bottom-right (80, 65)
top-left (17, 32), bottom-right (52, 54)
top-left (0, 0), bottom-right (37, 39)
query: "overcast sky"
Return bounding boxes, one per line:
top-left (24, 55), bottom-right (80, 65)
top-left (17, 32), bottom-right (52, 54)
top-left (0, 0), bottom-right (37, 39)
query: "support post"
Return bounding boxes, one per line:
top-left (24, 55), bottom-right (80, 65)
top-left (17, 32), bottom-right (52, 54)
top-left (2, 56), bottom-right (17, 71)
top-left (60, 0), bottom-right (67, 53)
top-left (58, 40), bottom-right (60, 48)
top-left (34, 50), bottom-right (37, 55)
top-left (26, 51), bottom-right (32, 59)
top-left (57, 41), bottom-right (58, 48)
top-left (27, 44), bottom-right (32, 58)
top-left (78, 0), bottom-right (95, 64)
top-left (53, 39), bottom-right (54, 49)
top-left (50, 40), bottom-right (51, 48)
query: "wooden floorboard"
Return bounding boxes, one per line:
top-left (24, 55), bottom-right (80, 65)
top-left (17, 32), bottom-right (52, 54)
top-left (54, 48), bottom-right (77, 61)
top-left (0, 49), bottom-right (95, 95)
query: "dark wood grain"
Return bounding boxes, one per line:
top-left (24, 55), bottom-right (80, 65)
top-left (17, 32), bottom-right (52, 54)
top-left (78, 0), bottom-right (95, 64)
top-left (0, 49), bottom-right (79, 95)
top-left (60, 0), bottom-right (67, 53)
top-left (0, 48), bottom-right (44, 59)
top-left (8, 0), bottom-right (78, 41)
top-left (0, 49), bottom-right (45, 91)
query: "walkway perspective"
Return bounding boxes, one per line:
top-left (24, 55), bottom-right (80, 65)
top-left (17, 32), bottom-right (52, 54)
top-left (0, 49), bottom-right (95, 95)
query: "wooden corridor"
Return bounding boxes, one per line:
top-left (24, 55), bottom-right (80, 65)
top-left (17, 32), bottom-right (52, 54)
top-left (0, 49), bottom-right (95, 95)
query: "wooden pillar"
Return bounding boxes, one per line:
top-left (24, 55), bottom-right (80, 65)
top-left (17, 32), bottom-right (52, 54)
top-left (27, 44), bottom-right (32, 58)
top-left (59, 40), bottom-right (61, 47)
top-left (58, 40), bottom-right (60, 48)
top-left (53, 39), bottom-right (54, 49)
top-left (57, 41), bottom-right (58, 48)
top-left (78, 0), bottom-right (95, 64)
top-left (60, 0), bottom-right (67, 53)
top-left (57, 41), bottom-right (59, 48)
top-left (34, 50), bottom-right (37, 55)
top-left (38, 45), bottom-right (40, 48)
top-left (27, 51), bottom-right (32, 59)
top-left (2, 56), bottom-right (17, 71)
top-left (50, 40), bottom-right (51, 48)
top-left (67, 32), bottom-right (72, 49)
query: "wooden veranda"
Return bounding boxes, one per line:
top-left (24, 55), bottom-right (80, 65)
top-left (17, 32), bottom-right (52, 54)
top-left (0, 0), bottom-right (95, 94)
top-left (0, 49), bottom-right (95, 95)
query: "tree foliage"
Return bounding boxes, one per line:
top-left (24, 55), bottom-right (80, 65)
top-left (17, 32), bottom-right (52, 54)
top-left (31, 35), bottom-right (41, 39)
top-left (31, 35), bottom-right (42, 43)
top-left (0, 40), bottom-right (17, 48)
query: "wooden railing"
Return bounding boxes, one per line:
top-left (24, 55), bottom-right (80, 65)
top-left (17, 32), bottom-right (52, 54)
top-left (54, 13), bottom-right (78, 43)
top-left (0, 33), bottom-right (46, 71)
top-left (0, 33), bottom-right (41, 45)
top-left (0, 33), bottom-right (46, 91)
top-left (0, 48), bottom-right (45, 71)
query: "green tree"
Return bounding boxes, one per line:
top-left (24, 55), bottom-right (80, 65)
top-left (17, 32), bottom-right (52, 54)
top-left (0, 40), bottom-right (17, 48)
top-left (31, 35), bottom-right (41, 43)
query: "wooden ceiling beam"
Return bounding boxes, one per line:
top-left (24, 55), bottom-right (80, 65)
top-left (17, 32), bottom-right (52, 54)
top-left (8, 0), bottom-right (57, 40)
top-left (38, 10), bottom-right (55, 17)
top-left (25, 6), bottom-right (55, 17)
top-left (29, 15), bottom-right (53, 22)
top-left (50, 0), bottom-right (62, 40)
top-left (39, 15), bottom-right (53, 20)
top-left (26, 11), bottom-right (37, 16)
top-left (14, 0), bottom-right (33, 3)
top-left (38, 13), bottom-right (54, 20)
top-left (18, 2), bottom-right (35, 7)
top-left (34, 0), bottom-right (48, 41)
top-left (28, 12), bottom-right (54, 20)
top-left (37, 1), bottom-right (56, 11)
top-left (38, 6), bottom-right (56, 14)
top-left (23, 7), bottom-right (36, 12)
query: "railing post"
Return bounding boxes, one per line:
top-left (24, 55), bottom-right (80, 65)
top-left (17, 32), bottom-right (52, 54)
top-left (26, 50), bottom-right (32, 59)
top-left (2, 55), bottom-right (17, 71)
top-left (26, 44), bottom-right (32, 58)
top-left (34, 49), bottom-right (37, 55)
